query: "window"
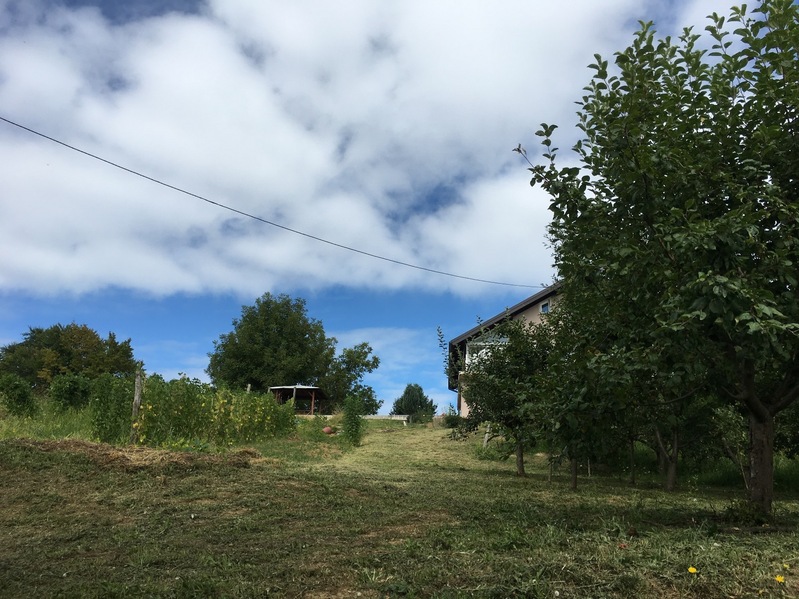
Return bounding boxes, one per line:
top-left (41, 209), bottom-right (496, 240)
top-left (540, 301), bottom-right (550, 314)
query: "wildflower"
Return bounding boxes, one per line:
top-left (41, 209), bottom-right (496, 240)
top-left (784, 564), bottom-right (790, 570)
top-left (688, 567), bottom-right (698, 574)
top-left (775, 575), bottom-right (785, 584)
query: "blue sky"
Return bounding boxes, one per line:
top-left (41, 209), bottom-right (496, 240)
top-left (1, 0), bottom-right (737, 412)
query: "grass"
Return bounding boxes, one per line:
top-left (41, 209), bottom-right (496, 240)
top-left (0, 420), bottom-right (798, 598)
top-left (0, 400), bottom-right (93, 440)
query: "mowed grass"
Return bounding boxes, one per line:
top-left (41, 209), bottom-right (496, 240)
top-left (1, 423), bottom-right (798, 598)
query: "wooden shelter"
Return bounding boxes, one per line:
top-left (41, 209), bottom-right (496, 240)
top-left (269, 385), bottom-right (332, 415)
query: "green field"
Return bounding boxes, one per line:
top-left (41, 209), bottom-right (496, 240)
top-left (1, 423), bottom-right (797, 598)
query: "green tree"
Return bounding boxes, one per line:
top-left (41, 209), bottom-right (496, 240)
top-left (319, 342), bottom-right (382, 414)
top-left (208, 293), bottom-right (335, 392)
top-left (461, 319), bottom-right (552, 477)
top-left (207, 293), bottom-right (381, 411)
top-left (528, 0), bottom-right (799, 513)
top-left (0, 324), bottom-right (137, 390)
top-left (390, 383), bottom-right (436, 424)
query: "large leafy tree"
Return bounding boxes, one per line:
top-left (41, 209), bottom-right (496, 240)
top-left (207, 293), bottom-right (381, 412)
top-left (0, 324), bottom-right (136, 390)
top-left (529, 0), bottom-right (799, 513)
top-left (390, 383), bottom-right (436, 423)
top-left (319, 342), bottom-right (382, 414)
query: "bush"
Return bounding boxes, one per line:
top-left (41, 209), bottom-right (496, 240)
top-left (0, 373), bottom-right (37, 417)
top-left (90, 374), bottom-right (134, 444)
top-left (441, 406), bottom-right (463, 429)
top-left (341, 395), bottom-right (365, 446)
top-left (50, 373), bottom-right (92, 411)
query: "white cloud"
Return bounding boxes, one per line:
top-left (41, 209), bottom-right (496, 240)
top-left (0, 0), bottom-right (739, 298)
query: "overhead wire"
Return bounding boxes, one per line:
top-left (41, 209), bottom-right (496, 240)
top-left (0, 115), bottom-right (545, 289)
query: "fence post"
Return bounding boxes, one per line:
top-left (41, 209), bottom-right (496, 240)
top-left (130, 364), bottom-right (143, 444)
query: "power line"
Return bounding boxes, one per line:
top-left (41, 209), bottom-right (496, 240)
top-left (1, 115), bottom-right (544, 289)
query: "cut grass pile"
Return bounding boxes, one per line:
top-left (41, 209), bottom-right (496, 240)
top-left (1, 423), bottom-right (797, 598)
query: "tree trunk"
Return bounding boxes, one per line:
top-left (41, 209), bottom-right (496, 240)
top-left (657, 443), bottom-right (668, 475)
top-left (748, 413), bottom-right (775, 515)
top-left (570, 458), bottom-right (578, 490)
top-left (665, 456), bottom-right (678, 492)
top-left (721, 439), bottom-right (750, 491)
top-left (655, 428), bottom-right (678, 492)
top-left (628, 438), bottom-right (637, 486)
top-left (515, 441), bottom-right (526, 477)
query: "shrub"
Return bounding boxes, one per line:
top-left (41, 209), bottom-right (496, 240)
top-left (441, 406), bottom-right (462, 429)
top-left (0, 373), bottom-right (37, 417)
top-left (90, 374), bottom-right (134, 444)
top-left (50, 373), bottom-right (92, 411)
top-left (341, 395), bottom-right (365, 446)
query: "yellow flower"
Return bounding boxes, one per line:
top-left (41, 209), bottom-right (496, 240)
top-left (775, 575), bottom-right (785, 584)
top-left (688, 567), bottom-right (698, 574)
top-left (784, 564), bottom-right (790, 570)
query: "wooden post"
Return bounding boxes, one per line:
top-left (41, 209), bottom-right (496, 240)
top-left (130, 364), bottom-right (143, 444)
top-left (246, 383), bottom-right (251, 394)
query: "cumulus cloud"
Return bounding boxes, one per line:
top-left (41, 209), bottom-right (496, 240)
top-left (0, 0), bottom-right (739, 297)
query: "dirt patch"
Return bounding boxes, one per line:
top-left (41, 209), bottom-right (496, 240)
top-left (8, 438), bottom-right (261, 471)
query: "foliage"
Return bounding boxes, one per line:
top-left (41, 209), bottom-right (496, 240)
top-left (89, 373), bottom-right (134, 444)
top-left (340, 395), bottom-right (366, 446)
top-left (775, 400), bottom-right (799, 459)
top-left (49, 373), bottom-right (92, 411)
top-left (441, 405), bottom-right (463, 429)
top-left (135, 375), bottom-right (296, 447)
top-left (389, 383), bottom-right (435, 423)
top-left (319, 342), bottom-right (382, 413)
top-left (207, 293), bottom-right (334, 393)
top-left (0, 323), bottom-right (136, 391)
top-left (461, 318), bottom-right (553, 476)
top-left (0, 373), bottom-right (36, 417)
top-left (207, 293), bottom-right (381, 412)
top-left (528, 0), bottom-right (799, 512)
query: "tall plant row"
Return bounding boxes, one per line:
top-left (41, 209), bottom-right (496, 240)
top-left (89, 374), bottom-right (296, 447)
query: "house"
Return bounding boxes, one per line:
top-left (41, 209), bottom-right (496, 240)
top-left (269, 385), bottom-right (333, 415)
top-left (447, 282), bottom-right (561, 417)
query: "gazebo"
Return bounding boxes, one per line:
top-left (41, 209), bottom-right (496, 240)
top-left (269, 385), bottom-right (332, 415)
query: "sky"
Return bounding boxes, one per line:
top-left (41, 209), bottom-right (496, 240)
top-left (0, 0), bottom-right (739, 413)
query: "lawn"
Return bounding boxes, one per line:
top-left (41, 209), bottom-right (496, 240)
top-left (1, 422), bottom-right (797, 598)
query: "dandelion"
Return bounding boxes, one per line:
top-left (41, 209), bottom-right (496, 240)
top-left (775, 575), bottom-right (785, 584)
top-left (688, 567), bottom-right (698, 574)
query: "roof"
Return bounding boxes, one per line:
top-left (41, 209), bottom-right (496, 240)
top-left (447, 281), bottom-right (561, 391)
top-left (269, 385), bottom-right (323, 391)
top-left (269, 384), bottom-right (329, 399)
top-left (448, 282), bottom-right (561, 347)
